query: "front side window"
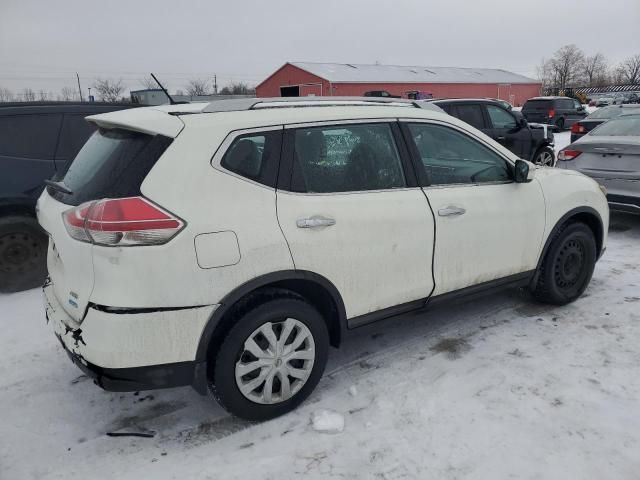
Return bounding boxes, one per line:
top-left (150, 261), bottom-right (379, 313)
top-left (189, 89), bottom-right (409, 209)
top-left (291, 123), bottom-right (406, 193)
top-left (407, 123), bottom-right (511, 186)
top-left (221, 131), bottom-right (281, 187)
top-left (0, 114), bottom-right (62, 159)
top-left (486, 105), bottom-right (516, 129)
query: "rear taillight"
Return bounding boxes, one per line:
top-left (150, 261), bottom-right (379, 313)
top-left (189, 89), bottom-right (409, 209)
top-left (63, 197), bottom-right (184, 246)
top-left (557, 149), bottom-right (582, 161)
top-left (570, 123), bottom-right (586, 134)
top-left (548, 109), bottom-right (555, 118)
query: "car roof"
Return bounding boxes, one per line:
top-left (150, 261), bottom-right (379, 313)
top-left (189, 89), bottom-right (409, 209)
top-left (430, 98), bottom-right (506, 105)
top-left (526, 96), bottom-right (571, 101)
top-left (0, 101), bottom-right (136, 115)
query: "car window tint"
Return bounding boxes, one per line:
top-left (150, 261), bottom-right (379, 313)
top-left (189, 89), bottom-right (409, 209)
top-left (55, 114), bottom-right (96, 160)
top-left (0, 114), bottom-right (62, 159)
top-left (291, 123), bottom-right (406, 193)
top-left (486, 105), bottom-right (516, 129)
top-left (452, 105), bottom-right (485, 129)
top-left (407, 123), bottom-right (511, 186)
top-left (590, 115), bottom-right (640, 136)
top-left (221, 131), bottom-right (281, 187)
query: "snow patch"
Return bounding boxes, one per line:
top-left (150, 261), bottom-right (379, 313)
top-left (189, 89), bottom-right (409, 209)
top-left (311, 409), bottom-right (344, 434)
top-left (348, 385), bottom-right (358, 397)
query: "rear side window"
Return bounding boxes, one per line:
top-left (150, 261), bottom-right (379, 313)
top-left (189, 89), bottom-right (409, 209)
top-left (523, 100), bottom-right (552, 111)
top-left (452, 105), bottom-right (486, 129)
top-left (55, 114), bottom-right (96, 161)
top-left (291, 123), bottom-right (406, 193)
top-left (0, 114), bottom-right (62, 159)
top-left (220, 131), bottom-right (282, 187)
top-left (50, 128), bottom-right (172, 206)
top-left (591, 116), bottom-right (640, 136)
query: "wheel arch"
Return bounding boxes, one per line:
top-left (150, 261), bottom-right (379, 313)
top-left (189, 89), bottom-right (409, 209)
top-left (532, 206), bottom-right (604, 285)
top-left (195, 270), bottom-right (347, 364)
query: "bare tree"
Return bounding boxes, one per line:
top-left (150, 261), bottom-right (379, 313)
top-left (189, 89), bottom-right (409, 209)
top-left (186, 79), bottom-right (209, 96)
top-left (583, 53), bottom-right (608, 86)
top-left (0, 87), bottom-right (13, 102)
top-left (535, 57), bottom-right (555, 88)
top-left (618, 54), bottom-right (640, 84)
top-left (37, 90), bottom-right (50, 101)
top-left (219, 82), bottom-right (255, 95)
top-left (22, 88), bottom-right (36, 102)
top-left (59, 86), bottom-right (79, 101)
top-left (546, 44), bottom-right (585, 89)
top-left (139, 76), bottom-right (157, 89)
top-left (93, 78), bottom-right (125, 102)
top-left (175, 89), bottom-right (184, 96)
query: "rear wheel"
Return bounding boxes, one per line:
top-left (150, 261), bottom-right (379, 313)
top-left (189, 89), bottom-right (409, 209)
top-left (533, 146), bottom-right (555, 166)
top-left (209, 295), bottom-right (329, 421)
top-left (531, 222), bottom-right (596, 305)
top-left (0, 216), bottom-right (48, 293)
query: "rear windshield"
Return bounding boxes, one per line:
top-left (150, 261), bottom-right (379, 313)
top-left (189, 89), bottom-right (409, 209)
top-left (590, 115), bottom-right (640, 136)
top-left (48, 127), bottom-right (172, 206)
top-left (523, 99), bottom-right (552, 111)
top-left (586, 106), bottom-right (640, 120)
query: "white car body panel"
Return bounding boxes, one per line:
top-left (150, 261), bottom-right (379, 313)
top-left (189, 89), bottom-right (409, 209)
top-left (277, 188), bottom-right (435, 319)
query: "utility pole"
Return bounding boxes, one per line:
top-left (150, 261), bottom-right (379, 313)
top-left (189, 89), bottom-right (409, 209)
top-left (76, 73), bottom-right (84, 101)
top-left (213, 75), bottom-right (217, 94)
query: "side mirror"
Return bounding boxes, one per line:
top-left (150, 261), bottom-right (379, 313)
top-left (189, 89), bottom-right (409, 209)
top-left (514, 159), bottom-right (532, 183)
top-left (512, 110), bottom-right (527, 129)
top-left (577, 105), bottom-right (585, 112)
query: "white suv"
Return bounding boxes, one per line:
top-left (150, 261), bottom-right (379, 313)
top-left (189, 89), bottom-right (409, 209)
top-left (38, 97), bottom-right (609, 420)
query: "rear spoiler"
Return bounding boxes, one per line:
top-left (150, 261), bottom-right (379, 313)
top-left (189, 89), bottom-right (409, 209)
top-left (87, 107), bottom-right (185, 138)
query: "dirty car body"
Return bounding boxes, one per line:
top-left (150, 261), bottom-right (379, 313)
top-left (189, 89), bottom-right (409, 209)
top-left (37, 97), bottom-right (609, 420)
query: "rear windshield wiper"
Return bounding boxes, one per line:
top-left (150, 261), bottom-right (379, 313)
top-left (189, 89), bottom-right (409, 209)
top-left (45, 179), bottom-right (73, 195)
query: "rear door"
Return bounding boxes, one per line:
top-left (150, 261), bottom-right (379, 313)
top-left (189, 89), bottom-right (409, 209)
top-left (401, 120), bottom-right (545, 295)
top-left (522, 99), bottom-right (552, 123)
top-left (276, 120), bottom-right (435, 322)
top-left (38, 127), bottom-right (173, 322)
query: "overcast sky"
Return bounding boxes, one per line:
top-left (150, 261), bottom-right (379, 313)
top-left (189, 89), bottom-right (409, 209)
top-left (1, 0), bottom-right (639, 97)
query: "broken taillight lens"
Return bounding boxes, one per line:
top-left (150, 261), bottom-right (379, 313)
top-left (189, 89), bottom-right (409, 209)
top-left (557, 149), bottom-right (582, 161)
top-left (63, 197), bottom-right (184, 246)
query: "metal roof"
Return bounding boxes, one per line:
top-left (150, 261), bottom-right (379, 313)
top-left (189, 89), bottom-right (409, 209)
top-left (289, 62), bottom-right (539, 85)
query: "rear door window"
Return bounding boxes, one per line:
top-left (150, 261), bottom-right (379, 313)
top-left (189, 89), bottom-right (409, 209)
top-left (290, 123), bottom-right (406, 193)
top-left (50, 128), bottom-right (172, 206)
top-left (452, 105), bottom-right (486, 129)
top-left (0, 114), bottom-right (62, 159)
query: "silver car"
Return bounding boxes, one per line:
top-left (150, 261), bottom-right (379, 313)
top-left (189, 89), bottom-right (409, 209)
top-left (558, 113), bottom-right (640, 214)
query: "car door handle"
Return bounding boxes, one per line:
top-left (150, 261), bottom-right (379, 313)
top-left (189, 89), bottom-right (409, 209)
top-left (497, 136), bottom-right (506, 141)
top-left (438, 206), bottom-right (466, 217)
top-left (296, 216), bottom-right (336, 229)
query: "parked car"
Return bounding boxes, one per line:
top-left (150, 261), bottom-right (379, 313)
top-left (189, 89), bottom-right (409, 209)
top-left (431, 98), bottom-right (556, 165)
top-left (570, 104), bottom-right (640, 142)
top-left (612, 93), bottom-right (626, 105)
top-left (0, 101), bottom-right (136, 292)
top-left (487, 98), bottom-right (513, 111)
top-left (595, 96), bottom-right (614, 107)
top-left (363, 90), bottom-right (400, 98)
top-left (522, 96), bottom-right (587, 130)
top-left (559, 113), bottom-right (640, 214)
top-left (39, 97), bottom-right (608, 421)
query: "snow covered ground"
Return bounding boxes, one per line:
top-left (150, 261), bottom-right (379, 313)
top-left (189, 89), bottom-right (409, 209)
top-left (2, 218), bottom-right (640, 479)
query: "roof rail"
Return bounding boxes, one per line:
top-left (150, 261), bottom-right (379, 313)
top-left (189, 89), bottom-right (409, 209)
top-left (201, 96), bottom-right (433, 113)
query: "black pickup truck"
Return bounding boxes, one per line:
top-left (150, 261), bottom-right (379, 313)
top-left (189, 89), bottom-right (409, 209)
top-left (0, 101), bottom-right (136, 292)
top-left (428, 98), bottom-right (556, 167)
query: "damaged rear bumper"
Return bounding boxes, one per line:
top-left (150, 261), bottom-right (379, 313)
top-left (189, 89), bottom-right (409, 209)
top-left (44, 281), bottom-right (217, 393)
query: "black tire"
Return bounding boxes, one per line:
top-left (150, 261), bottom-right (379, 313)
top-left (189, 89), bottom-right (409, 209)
top-left (533, 146), bottom-right (555, 166)
top-left (209, 295), bottom-right (329, 421)
top-left (0, 216), bottom-right (48, 293)
top-left (531, 222), bottom-right (596, 305)
top-left (555, 117), bottom-right (565, 131)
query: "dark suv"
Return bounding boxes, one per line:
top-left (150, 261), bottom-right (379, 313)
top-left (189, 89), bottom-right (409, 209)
top-left (430, 98), bottom-right (556, 166)
top-left (522, 96), bottom-right (587, 131)
top-left (0, 101), bottom-right (136, 292)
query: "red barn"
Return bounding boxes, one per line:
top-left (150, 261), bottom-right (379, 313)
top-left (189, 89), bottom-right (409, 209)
top-left (255, 62), bottom-right (542, 106)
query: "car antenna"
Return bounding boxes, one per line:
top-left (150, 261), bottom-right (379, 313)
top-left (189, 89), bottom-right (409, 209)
top-left (150, 73), bottom-right (181, 105)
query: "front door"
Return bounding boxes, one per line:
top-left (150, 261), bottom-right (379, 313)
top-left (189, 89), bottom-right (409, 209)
top-left (401, 120), bottom-right (546, 295)
top-left (484, 103), bottom-right (532, 159)
top-left (276, 121), bottom-right (435, 320)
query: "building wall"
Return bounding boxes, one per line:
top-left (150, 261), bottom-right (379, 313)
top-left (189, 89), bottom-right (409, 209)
top-left (256, 64), bottom-right (329, 97)
top-left (256, 64), bottom-right (542, 106)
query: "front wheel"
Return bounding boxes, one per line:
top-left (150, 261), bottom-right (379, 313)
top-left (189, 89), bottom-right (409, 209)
top-left (531, 222), bottom-right (597, 305)
top-left (533, 146), bottom-right (555, 167)
top-left (209, 295), bottom-right (329, 421)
